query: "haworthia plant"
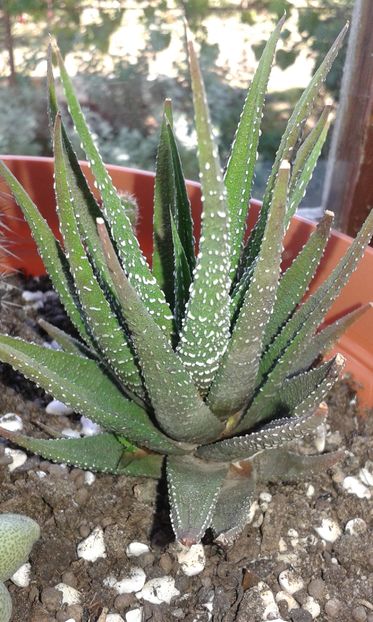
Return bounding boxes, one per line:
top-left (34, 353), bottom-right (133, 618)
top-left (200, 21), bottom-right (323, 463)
top-left (1, 21), bottom-right (372, 547)
top-left (0, 513), bottom-right (40, 622)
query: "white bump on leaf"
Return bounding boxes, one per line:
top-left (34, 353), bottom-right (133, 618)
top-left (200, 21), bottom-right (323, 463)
top-left (314, 518), bottom-right (342, 543)
top-left (136, 576), bottom-right (180, 604)
top-left (126, 542), bottom-right (150, 558)
top-left (176, 543), bottom-right (205, 576)
top-left (55, 583), bottom-right (81, 605)
top-left (77, 527), bottom-right (106, 561)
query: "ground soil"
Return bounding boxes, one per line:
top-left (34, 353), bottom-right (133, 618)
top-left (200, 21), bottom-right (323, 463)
top-left (0, 275), bottom-right (372, 622)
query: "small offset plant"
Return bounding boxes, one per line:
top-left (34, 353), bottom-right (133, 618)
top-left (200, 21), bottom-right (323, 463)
top-left (0, 20), bottom-right (372, 547)
top-left (0, 513), bottom-right (40, 622)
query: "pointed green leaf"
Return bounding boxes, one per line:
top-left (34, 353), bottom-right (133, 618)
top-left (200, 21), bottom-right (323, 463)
top-left (177, 40), bottom-right (231, 392)
top-left (259, 208), bottom-right (373, 385)
top-left (238, 353), bottom-right (344, 433)
top-left (297, 303), bottom-right (373, 373)
top-left (262, 210), bottom-right (334, 350)
top-left (53, 115), bottom-right (144, 396)
top-left (197, 402), bottom-right (328, 462)
top-left (52, 41), bottom-right (174, 338)
top-left (212, 467), bottom-right (256, 546)
top-left (240, 24), bottom-right (348, 273)
top-left (0, 160), bottom-right (88, 341)
top-left (0, 428), bottom-right (162, 477)
top-left (0, 335), bottom-right (185, 455)
top-left (170, 211), bottom-right (192, 332)
top-left (38, 318), bottom-right (95, 358)
top-left (208, 162), bottom-right (290, 418)
top-left (167, 455), bottom-right (227, 545)
top-left (97, 218), bottom-right (224, 444)
top-left (253, 448), bottom-right (344, 484)
top-left (225, 15), bottom-right (285, 279)
top-left (286, 107), bottom-right (331, 224)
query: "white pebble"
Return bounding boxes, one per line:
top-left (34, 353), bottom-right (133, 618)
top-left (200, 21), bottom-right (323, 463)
top-left (278, 569), bottom-right (304, 594)
top-left (0, 413), bottom-right (23, 432)
top-left (22, 290), bottom-right (44, 302)
top-left (61, 428), bottom-right (81, 439)
top-left (125, 609), bottom-right (143, 622)
top-left (313, 423), bottom-right (326, 453)
top-left (247, 500), bottom-right (259, 524)
top-left (55, 583), bottom-right (81, 605)
top-left (256, 581), bottom-right (280, 619)
top-left (342, 476), bottom-right (371, 499)
top-left (10, 562), bottom-right (31, 587)
top-left (345, 518), bottom-right (367, 536)
top-left (46, 399), bottom-right (74, 416)
top-left (314, 518), bottom-right (341, 543)
top-left (105, 568), bottom-right (146, 594)
top-left (359, 461), bottom-right (373, 487)
top-left (177, 543), bottom-right (205, 577)
top-left (77, 527), bottom-right (106, 562)
top-left (5, 448), bottom-right (27, 472)
top-left (136, 576), bottom-right (180, 604)
top-left (306, 484), bottom-right (315, 497)
top-left (303, 595), bottom-right (321, 618)
top-left (106, 615), bottom-right (125, 622)
top-left (80, 416), bottom-right (101, 436)
top-left (278, 538), bottom-right (287, 552)
top-left (84, 471), bottom-right (96, 486)
top-left (126, 542), bottom-right (150, 558)
top-left (276, 590), bottom-right (299, 610)
top-left (259, 492), bottom-right (272, 503)
top-left (36, 470), bottom-right (47, 479)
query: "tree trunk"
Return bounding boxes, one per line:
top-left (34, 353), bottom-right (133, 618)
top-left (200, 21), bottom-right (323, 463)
top-left (2, 6), bottom-right (16, 85)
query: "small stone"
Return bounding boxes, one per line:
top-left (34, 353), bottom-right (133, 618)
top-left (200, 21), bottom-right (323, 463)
top-left (63, 605), bottom-right (83, 622)
top-left (10, 562), bottom-right (31, 587)
top-left (4, 448), bottom-right (27, 472)
top-left (159, 552), bottom-right (173, 574)
top-left (324, 598), bottom-right (341, 617)
top-left (61, 571), bottom-right (78, 588)
top-left (259, 492), bottom-right (272, 503)
top-left (314, 423), bottom-right (326, 452)
top-left (303, 595), bottom-right (321, 619)
top-left (126, 542), bottom-right (150, 558)
top-left (290, 610), bottom-right (313, 622)
top-left (84, 472), bottom-right (96, 486)
top-left (22, 290), bottom-right (44, 302)
top-left (125, 609), bottom-right (143, 622)
top-left (278, 569), bottom-right (304, 595)
top-left (276, 590), bottom-right (299, 611)
top-left (314, 518), bottom-right (341, 543)
top-left (55, 583), bottom-right (81, 605)
top-left (46, 399), bottom-right (74, 416)
top-left (359, 461), bottom-right (373, 487)
top-left (106, 615), bottom-right (125, 622)
top-left (176, 543), bottom-right (206, 576)
top-left (114, 593), bottom-right (135, 611)
top-left (345, 518), bottom-right (367, 536)
top-left (307, 578), bottom-right (326, 600)
top-left (74, 488), bottom-right (89, 505)
top-left (136, 576), bottom-right (180, 604)
top-left (80, 416), bottom-right (101, 437)
top-left (0, 413), bottom-right (23, 432)
top-left (306, 485), bottom-right (315, 497)
top-left (352, 606), bottom-right (367, 622)
top-left (77, 526), bottom-right (106, 561)
top-left (41, 586), bottom-right (63, 612)
top-left (104, 568), bottom-right (146, 594)
top-left (343, 476), bottom-right (371, 499)
top-left (62, 428), bottom-right (81, 439)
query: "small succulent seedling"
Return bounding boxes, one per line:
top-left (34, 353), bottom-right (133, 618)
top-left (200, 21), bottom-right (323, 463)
top-left (0, 20), bottom-right (372, 547)
top-left (0, 513), bottom-right (40, 622)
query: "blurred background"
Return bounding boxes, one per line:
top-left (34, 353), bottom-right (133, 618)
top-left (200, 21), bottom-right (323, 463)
top-left (0, 0), bottom-right (360, 221)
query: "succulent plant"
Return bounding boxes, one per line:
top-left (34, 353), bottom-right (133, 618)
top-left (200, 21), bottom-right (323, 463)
top-left (0, 513), bottom-right (40, 622)
top-left (0, 20), bottom-right (372, 547)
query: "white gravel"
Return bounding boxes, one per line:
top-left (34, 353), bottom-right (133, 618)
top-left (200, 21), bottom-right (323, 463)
top-left (46, 399), bottom-right (74, 416)
top-left (80, 416), bottom-right (102, 436)
top-left (22, 290), bottom-right (44, 302)
top-left (55, 583), bottom-right (82, 605)
top-left (106, 615), bottom-right (125, 622)
top-left (104, 568), bottom-right (146, 594)
top-left (0, 413), bottom-right (23, 432)
top-left (77, 527), bottom-right (106, 562)
top-left (176, 543), bottom-right (206, 577)
top-left (5, 447), bottom-right (27, 472)
top-left (342, 475), bottom-right (371, 499)
top-left (275, 591), bottom-right (299, 610)
top-left (84, 471), bottom-right (96, 486)
top-left (10, 563), bottom-right (31, 587)
top-left (314, 518), bottom-right (342, 543)
top-left (136, 576), bottom-right (180, 604)
top-left (303, 595), bottom-right (321, 618)
top-left (126, 542), bottom-right (150, 558)
top-left (278, 569), bottom-right (304, 594)
top-left (345, 517), bottom-right (367, 535)
top-left (125, 610), bottom-right (143, 622)
top-left (359, 461), bottom-right (373, 487)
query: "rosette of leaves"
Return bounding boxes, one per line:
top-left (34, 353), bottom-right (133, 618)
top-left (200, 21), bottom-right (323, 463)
top-left (0, 19), bottom-right (372, 546)
top-left (0, 514), bottom-right (40, 622)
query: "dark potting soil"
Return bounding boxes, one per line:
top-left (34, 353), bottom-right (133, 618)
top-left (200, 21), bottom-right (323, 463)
top-left (0, 275), bottom-right (372, 622)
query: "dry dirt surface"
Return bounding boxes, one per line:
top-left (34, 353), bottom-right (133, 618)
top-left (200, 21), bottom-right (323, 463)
top-left (0, 276), bottom-right (372, 622)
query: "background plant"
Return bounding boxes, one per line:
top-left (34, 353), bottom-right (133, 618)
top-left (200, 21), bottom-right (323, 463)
top-left (0, 20), bottom-right (372, 547)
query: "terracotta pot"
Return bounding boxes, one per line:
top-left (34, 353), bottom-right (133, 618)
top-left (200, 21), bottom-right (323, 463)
top-left (1, 156), bottom-right (372, 408)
